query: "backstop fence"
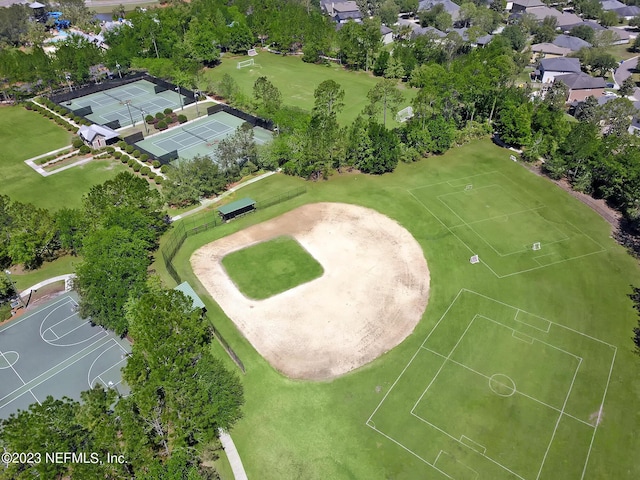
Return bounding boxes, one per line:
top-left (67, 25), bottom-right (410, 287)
top-left (159, 185), bottom-right (307, 373)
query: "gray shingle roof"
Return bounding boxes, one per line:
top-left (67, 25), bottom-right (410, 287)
top-left (555, 72), bottom-right (605, 90)
top-left (531, 43), bottom-right (572, 55)
top-left (600, 0), bottom-right (626, 10)
top-left (418, 0), bottom-right (460, 17)
top-left (539, 57), bottom-right (581, 73)
top-left (552, 35), bottom-right (592, 51)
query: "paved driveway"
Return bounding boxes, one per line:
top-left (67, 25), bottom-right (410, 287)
top-left (614, 56), bottom-right (638, 87)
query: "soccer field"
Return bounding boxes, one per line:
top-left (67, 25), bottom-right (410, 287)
top-left (203, 52), bottom-right (416, 126)
top-left (159, 139), bottom-right (640, 480)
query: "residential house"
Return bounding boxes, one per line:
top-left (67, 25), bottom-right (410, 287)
top-left (531, 43), bottom-right (572, 61)
top-left (552, 35), bottom-right (592, 51)
top-left (320, 1), bottom-right (362, 23)
top-left (418, 0), bottom-right (461, 21)
top-left (525, 6), bottom-right (583, 29)
top-left (78, 124), bottom-right (120, 149)
top-left (536, 57), bottom-right (581, 83)
top-left (397, 18), bottom-right (446, 39)
top-left (554, 72), bottom-right (606, 102)
top-left (381, 25), bottom-right (393, 45)
top-left (510, 0), bottom-right (544, 13)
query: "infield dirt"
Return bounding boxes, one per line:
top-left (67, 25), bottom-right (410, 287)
top-left (191, 202), bottom-right (430, 380)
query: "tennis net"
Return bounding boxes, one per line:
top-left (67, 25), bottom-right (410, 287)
top-left (103, 91), bottom-right (144, 113)
top-left (181, 127), bottom-right (210, 144)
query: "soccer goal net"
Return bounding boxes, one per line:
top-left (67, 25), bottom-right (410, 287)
top-left (395, 106), bottom-right (414, 123)
top-left (247, 48), bottom-right (258, 57)
top-left (237, 58), bottom-right (254, 69)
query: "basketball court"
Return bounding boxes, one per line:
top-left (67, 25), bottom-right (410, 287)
top-left (61, 79), bottom-right (188, 128)
top-left (134, 110), bottom-right (273, 164)
top-left (0, 293), bottom-right (131, 420)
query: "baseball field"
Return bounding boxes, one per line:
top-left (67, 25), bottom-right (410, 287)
top-left (158, 138), bottom-right (640, 479)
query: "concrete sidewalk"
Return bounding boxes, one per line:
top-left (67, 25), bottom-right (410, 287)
top-left (219, 429), bottom-right (248, 480)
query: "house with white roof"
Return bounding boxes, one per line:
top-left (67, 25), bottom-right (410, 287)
top-left (78, 124), bottom-right (120, 149)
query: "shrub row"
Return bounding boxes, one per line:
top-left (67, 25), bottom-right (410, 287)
top-left (25, 102), bottom-right (78, 133)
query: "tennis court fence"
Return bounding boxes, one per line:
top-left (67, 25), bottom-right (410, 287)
top-left (206, 104), bottom-right (274, 131)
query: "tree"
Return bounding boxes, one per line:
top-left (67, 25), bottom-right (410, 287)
top-left (599, 10), bottom-right (619, 27)
top-left (573, 0), bottom-right (602, 19)
top-left (75, 226), bottom-right (150, 335)
top-left (384, 55), bottom-right (405, 79)
top-left (630, 15), bottom-right (640, 29)
top-left (253, 76), bottom-right (282, 114)
top-left (595, 97), bottom-right (636, 136)
top-left (226, 21), bottom-right (254, 54)
top-left (313, 80), bottom-right (345, 119)
top-left (570, 25), bottom-right (595, 44)
top-left (58, 0), bottom-right (96, 29)
top-left (533, 16), bottom-right (558, 44)
top-left (82, 172), bottom-right (165, 243)
top-left (122, 287), bottom-right (244, 454)
top-left (543, 81), bottom-right (569, 111)
top-left (7, 202), bottom-right (57, 269)
top-left (633, 35), bottom-right (640, 53)
top-left (619, 77), bottom-right (636, 97)
top-left (496, 101), bottom-right (532, 147)
top-left (379, 0), bottom-right (400, 26)
top-left (183, 17), bottom-right (221, 66)
top-left (366, 79), bottom-right (404, 126)
top-left (0, 4), bottom-right (29, 46)
top-left (357, 121), bottom-right (400, 174)
top-left (54, 208), bottom-right (85, 255)
top-left (501, 25), bottom-right (527, 51)
top-left (216, 124), bottom-right (258, 181)
top-left (373, 50), bottom-right (390, 76)
top-left (574, 95), bottom-right (599, 123)
top-left (164, 155), bottom-right (227, 206)
top-left (419, 4), bottom-right (452, 31)
top-left (217, 73), bottom-right (239, 100)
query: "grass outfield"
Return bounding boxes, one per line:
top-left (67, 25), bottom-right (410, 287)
top-left (203, 52), bottom-right (416, 126)
top-left (157, 139), bottom-right (640, 480)
top-left (0, 106), bottom-right (127, 210)
top-left (221, 236), bottom-right (323, 300)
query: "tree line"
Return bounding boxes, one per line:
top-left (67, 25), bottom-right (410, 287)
top-left (0, 172), bottom-right (244, 478)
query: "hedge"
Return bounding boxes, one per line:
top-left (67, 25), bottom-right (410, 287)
top-left (163, 108), bottom-right (173, 115)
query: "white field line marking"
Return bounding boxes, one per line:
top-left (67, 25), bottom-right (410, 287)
top-left (515, 309), bottom-right (551, 333)
top-left (49, 314), bottom-right (95, 340)
top-left (407, 171), bottom-right (499, 191)
top-left (536, 356), bottom-right (583, 480)
top-left (434, 451), bottom-right (480, 480)
top-left (420, 345), bottom-right (592, 428)
top-left (411, 315), bottom-right (479, 413)
top-left (460, 435), bottom-right (486, 455)
top-left (512, 330), bottom-right (534, 344)
top-left (580, 346), bottom-right (617, 480)
top-left (29, 389), bottom-right (41, 405)
top-left (0, 350), bottom-right (27, 386)
top-left (410, 410), bottom-right (527, 480)
top-left (0, 336), bottom-right (113, 408)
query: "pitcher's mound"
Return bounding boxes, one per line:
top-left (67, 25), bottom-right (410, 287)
top-left (191, 202), bottom-right (430, 380)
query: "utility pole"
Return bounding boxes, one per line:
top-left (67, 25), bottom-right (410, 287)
top-left (124, 100), bottom-right (135, 127)
top-left (175, 86), bottom-right (183, 110)
top-left (140, 110), bottom-right (149, 134)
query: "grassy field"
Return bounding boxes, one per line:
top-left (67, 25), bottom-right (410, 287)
top-left (221, 236), bottom-right (323, 299)
top-left (157, 138), bottom-right (640, 480)
top-left (202, 52), bottom-right (416, 126)
top-left (0, 106), bottom-right (128, 210)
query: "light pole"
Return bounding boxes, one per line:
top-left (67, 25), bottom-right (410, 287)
top-left (4, 270), bottom-right (23, 307)
top-left (123, 100), bottom-right (135, 127)
top-left (152, 17), bottom-right (160, 59)
top-left (115, 62), bottom-right (122, 79)
top-left (175, 86), bottom-right (183, 110)
top-left (140, 109), bottom-right (149, 134)
top-left (194, 89), bottom-right (200, 117)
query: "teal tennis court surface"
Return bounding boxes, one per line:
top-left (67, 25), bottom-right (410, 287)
top-left (135, 111), bottom-right (273, 163)
top-left (0, 293), bottom-right (131, 420)
top-left (62, 79), bottom-right (187, 128)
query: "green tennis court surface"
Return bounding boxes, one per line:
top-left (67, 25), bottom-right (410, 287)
top-left (61, 79), bottom-right (187, 128)
top-left (134, 111), bottom-right (273, 163)
top-left (409, 171), bottom-right (606, 277)
top-left (367, 289), bottom-right (616, 480)
top-left (0, 293), bottom-right (131, 420)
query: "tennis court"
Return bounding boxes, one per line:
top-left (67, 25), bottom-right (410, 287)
top-left (0, 293), bottom-right (131, 420)
top-left (135, 110), bottom-right (273, 163)
top-left (61, 79), bottom-right (188, 128)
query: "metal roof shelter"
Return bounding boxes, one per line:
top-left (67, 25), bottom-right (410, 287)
top-left (217, 197), bottom-right (256, 221)
top-left (174, 281), bottom-right (206, 311)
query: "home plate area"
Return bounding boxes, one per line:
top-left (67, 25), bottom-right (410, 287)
top-left (0, 293), bottom-right (131, 420)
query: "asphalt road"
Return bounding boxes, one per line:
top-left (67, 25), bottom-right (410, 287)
top-left (614, 55), bottom-right (639, 87)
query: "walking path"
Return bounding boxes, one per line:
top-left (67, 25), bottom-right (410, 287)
top-left (219, 429), bottom-right (248, 480)
top-left (171, 171), bottom-right (277, 221)
top-left (19, 274), bottom-right (75, 297)
top-left (613, 56), bottom-right (638, 88)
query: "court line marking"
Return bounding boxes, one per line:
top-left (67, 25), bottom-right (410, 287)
top-left (0, 336), bottom-right (114, 409)
top-left (40, 299), bottom-right (108, 347)
top-left (0, 295), bottom-right (73, 332)
top-left (87, 340), bottom-right (129, 389)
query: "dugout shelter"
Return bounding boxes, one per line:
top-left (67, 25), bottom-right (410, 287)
top-left (217, 198), bottom-right (256, 222)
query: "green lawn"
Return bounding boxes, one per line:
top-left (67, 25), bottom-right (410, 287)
top-left (203, 52), bottom-right (416, 126)
top-left (159, 138), bottom-right (640, 480)
top-left (221, 236), bottom-right (323, 299)
top-left (0, 106), bottom-right (128, 209)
